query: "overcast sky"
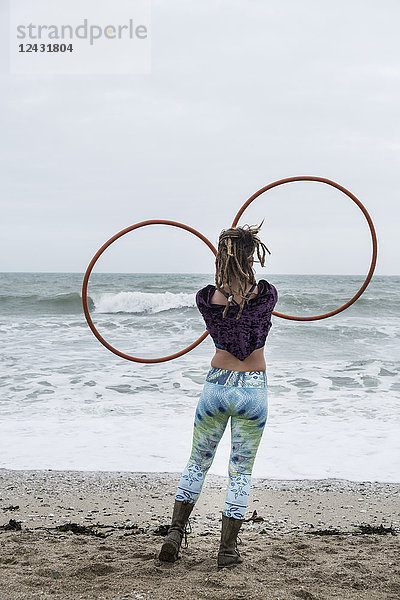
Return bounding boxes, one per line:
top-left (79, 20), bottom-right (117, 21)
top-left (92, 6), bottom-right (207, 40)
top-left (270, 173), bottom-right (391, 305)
top-left (0, 0), bottom-right (399, 275)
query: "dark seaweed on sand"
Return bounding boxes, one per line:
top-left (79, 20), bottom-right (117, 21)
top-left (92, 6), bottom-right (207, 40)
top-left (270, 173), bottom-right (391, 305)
top-left (56, 523), bottom-right (108, 537)
top-left (306, 527), bottom-right (343, 536)
top-left (0, 519), bottom-right (22, 531)
top-left (153, 524), bottom-right (170, 536)
top-left (355, 523), bottom-right (397, 536)
top-left (55, 522), bottom-right (145, 538)
top-left (245, 509), bottom-right (264, 523)
top-left (306, 523), bottom-right (397, 536)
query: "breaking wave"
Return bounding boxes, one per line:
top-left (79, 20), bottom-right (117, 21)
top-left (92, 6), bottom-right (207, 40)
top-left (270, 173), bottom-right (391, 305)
top-left (92, 291), bottom-right (196, 314)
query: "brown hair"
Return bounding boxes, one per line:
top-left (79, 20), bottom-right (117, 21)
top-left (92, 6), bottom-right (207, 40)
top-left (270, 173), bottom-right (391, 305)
top-left (215, 220), bottom-right (271, 319)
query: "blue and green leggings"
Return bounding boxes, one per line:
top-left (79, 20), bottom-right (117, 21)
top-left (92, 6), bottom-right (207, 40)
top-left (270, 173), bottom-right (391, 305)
top-left (176, 366), bottom-right (268, 519)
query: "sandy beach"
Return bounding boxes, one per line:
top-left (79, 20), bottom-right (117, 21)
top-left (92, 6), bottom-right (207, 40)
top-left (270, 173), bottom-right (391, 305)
top-left (0, 470), bottom-right (399, 599)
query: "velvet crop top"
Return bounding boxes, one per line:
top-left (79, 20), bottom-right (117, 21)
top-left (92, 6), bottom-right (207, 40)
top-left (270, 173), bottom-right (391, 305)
top-left (196, 280), bottom-right (278, 361)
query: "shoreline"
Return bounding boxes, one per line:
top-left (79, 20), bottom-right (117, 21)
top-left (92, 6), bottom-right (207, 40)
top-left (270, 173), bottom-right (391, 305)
top-left (1, 469), bottom-right (399, 534)
top-left (1, 469), bottom-right (399, 599)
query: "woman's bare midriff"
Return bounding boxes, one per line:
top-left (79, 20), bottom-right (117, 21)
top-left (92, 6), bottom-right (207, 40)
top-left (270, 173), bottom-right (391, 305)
top-left (209, 283), bottom-right (266, 372)
top-left (210, 346), bottom-right (266, 372)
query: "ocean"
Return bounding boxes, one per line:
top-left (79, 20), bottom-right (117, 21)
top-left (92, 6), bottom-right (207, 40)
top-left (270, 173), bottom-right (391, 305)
top-left (0, 272), bottom-right (399, 483)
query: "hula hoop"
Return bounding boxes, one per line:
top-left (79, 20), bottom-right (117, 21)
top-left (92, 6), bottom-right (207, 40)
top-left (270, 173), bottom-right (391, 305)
top-left (232, 176), bottom-right (378, 321)
top-left (82, 220), bottom-right (217, 363)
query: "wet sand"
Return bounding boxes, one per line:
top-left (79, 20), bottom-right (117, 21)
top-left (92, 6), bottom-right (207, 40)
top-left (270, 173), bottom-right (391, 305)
top-left (0, 469), bottom-right (399, 599)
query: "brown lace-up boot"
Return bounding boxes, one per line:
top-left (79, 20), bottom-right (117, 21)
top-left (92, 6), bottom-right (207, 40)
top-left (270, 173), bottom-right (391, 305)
top-left (217, 514), bottom-right (244, 569)
top-left (158, 499), bottom-right (195, 562)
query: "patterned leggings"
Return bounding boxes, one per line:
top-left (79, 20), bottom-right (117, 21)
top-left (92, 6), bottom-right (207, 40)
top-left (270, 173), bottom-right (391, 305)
top-left (176, 366), bottom-right (268, 519)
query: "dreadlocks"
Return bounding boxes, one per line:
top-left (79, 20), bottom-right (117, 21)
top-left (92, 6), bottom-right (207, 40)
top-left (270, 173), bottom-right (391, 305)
top-left (215, 220), bottom-right (271, 320)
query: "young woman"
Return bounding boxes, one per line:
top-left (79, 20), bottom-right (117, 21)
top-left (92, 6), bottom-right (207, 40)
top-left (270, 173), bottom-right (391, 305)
top-left (159, 222), bottom-right (278, 568)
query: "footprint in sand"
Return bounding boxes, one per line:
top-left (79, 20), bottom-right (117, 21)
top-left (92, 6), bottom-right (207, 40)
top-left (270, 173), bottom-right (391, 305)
top-left (73, 563), bottom-right (116, 577)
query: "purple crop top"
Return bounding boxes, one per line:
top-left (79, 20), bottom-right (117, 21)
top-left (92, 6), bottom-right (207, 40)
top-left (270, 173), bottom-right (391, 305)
top-left (196, 280), bottom-right (278, 361)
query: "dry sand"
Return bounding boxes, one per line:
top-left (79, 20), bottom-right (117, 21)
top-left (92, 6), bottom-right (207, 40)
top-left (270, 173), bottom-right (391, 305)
top-left (0, 469), bottom-right (399, 600)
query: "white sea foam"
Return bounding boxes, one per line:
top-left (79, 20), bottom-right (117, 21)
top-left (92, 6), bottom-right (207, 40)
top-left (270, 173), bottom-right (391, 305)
top-left (93, 291), bottom-right (196, 314)
top-left (1, 272), bottom-right (399, 482)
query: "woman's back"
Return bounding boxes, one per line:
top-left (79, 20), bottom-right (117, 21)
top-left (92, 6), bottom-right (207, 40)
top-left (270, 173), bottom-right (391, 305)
top-left (196, 279), bottom-right (278, 371)
top-left (211, 274), bottom-right (266, 371)
top-left (210, 283), bottom-right (259, 306)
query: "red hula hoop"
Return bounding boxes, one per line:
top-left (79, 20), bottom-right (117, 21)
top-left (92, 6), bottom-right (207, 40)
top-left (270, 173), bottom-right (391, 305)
top-left (232, 176), bottom-right (378, 321)
top-left (82, 220), bottom-right (217, 363)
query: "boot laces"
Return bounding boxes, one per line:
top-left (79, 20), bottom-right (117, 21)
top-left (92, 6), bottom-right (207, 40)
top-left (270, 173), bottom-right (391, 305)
top-left (183, 517), bottom-right (192, 548)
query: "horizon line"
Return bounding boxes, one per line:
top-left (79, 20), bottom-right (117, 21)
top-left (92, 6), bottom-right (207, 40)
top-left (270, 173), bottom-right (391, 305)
top-left (0, 271), bottom-right (397, 277)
